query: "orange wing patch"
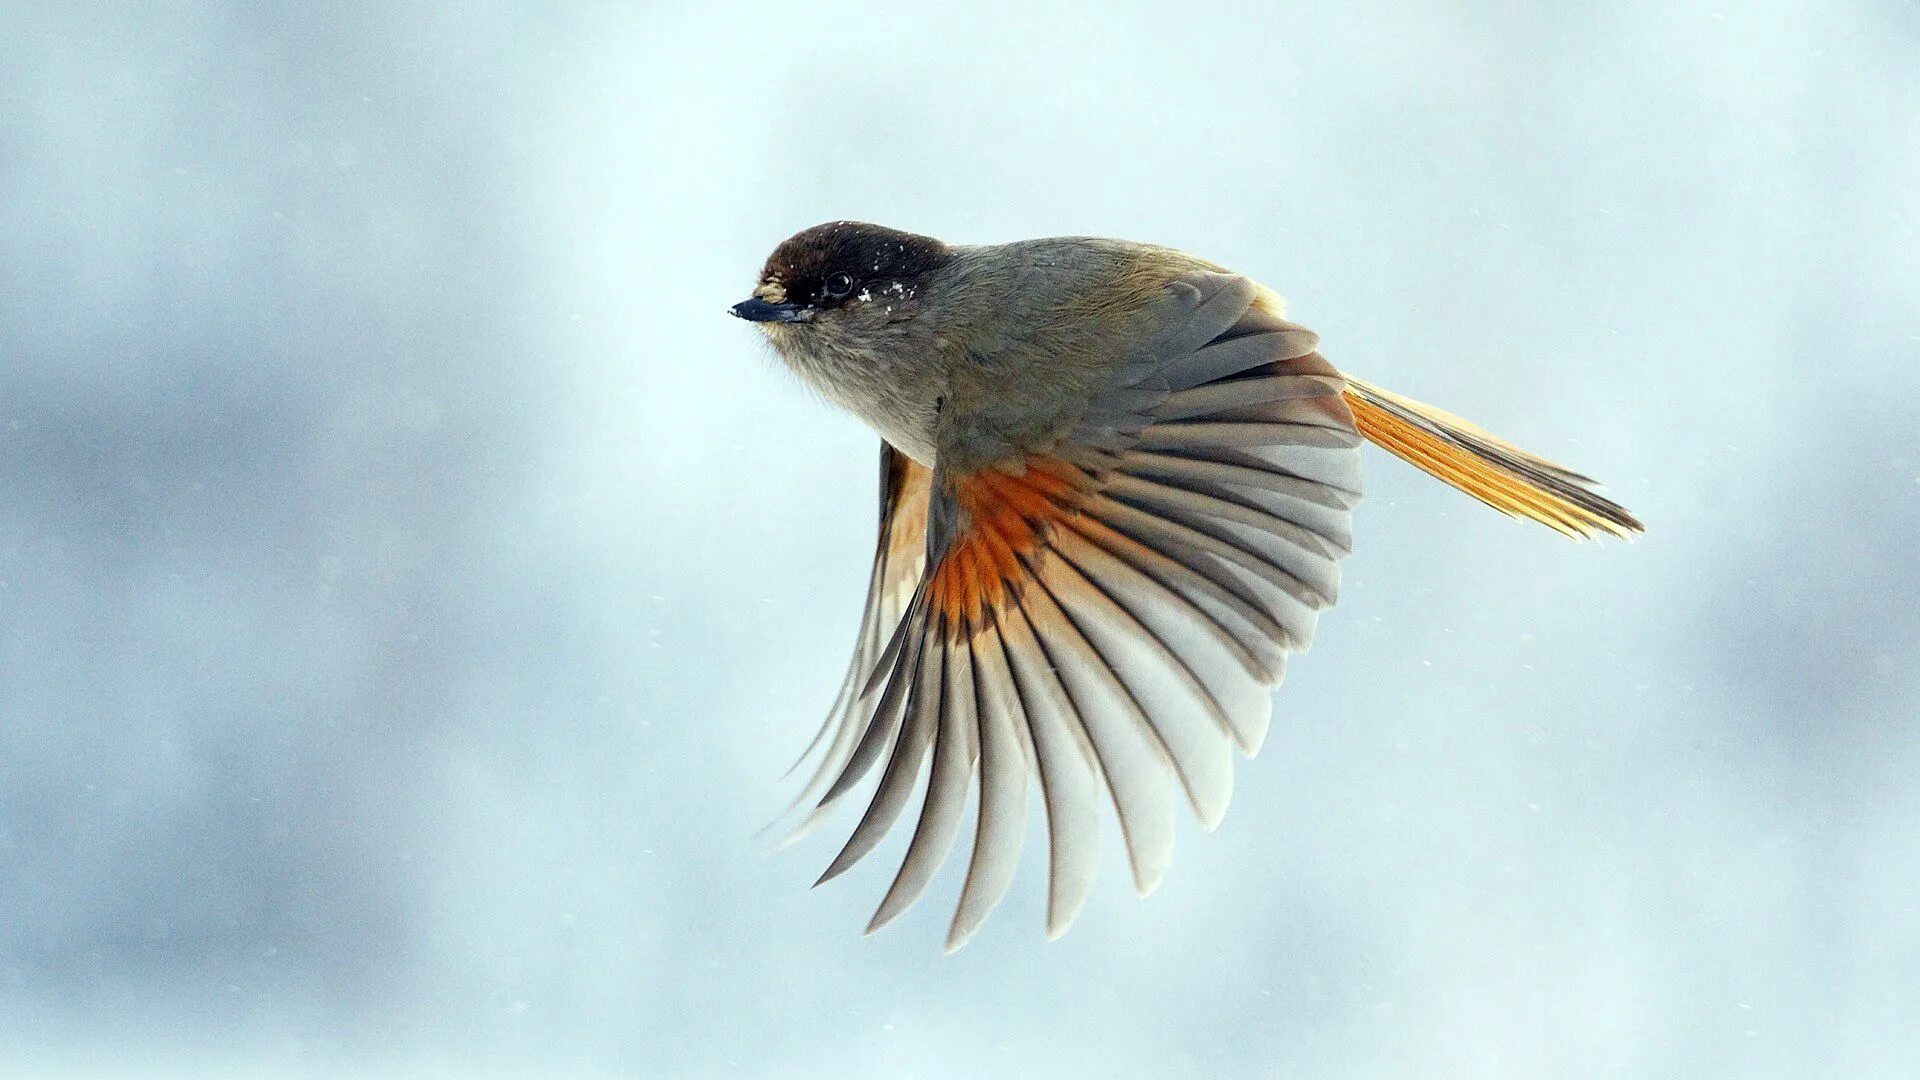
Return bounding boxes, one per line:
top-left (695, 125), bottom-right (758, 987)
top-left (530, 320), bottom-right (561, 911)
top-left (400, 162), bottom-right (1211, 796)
top-left (882, 453), bottom-right (932, 572)
top-left (925, 457), bottom-right (1097, 632)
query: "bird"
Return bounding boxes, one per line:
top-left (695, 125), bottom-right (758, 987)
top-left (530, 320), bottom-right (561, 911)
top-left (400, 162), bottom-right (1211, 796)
top-left (732, 220), bottom-right (1642, 951)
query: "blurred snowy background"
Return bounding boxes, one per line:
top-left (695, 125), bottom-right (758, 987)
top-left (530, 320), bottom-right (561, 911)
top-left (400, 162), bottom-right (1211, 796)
top-left (3, 2), bottom-right (1917, 1076)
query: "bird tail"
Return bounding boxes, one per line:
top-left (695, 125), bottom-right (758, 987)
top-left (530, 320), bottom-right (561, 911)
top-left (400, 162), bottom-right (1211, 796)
top-left (1340, 377), bottom-right (1643, 539)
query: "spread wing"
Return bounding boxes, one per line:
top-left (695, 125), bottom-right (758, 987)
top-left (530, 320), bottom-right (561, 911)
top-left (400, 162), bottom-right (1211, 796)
top-left (783, 271), bottom-right (1364, 949)
top-left (765, 443), bottom-right (931, 843)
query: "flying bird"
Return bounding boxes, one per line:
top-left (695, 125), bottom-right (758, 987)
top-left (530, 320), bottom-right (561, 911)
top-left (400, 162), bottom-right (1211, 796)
top-left (733, 221), bottom-right (1642, 950)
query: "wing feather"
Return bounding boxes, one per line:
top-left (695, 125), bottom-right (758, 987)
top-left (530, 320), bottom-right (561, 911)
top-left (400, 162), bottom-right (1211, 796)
top-left (992, 599), bottom-right (1102, 940)
top-left (866, 629), bottom-right (977, 933)
top-left (816, 626), bottom-right (940, 886)
top-left (945, 622), bottom-right (1030, 952)
top-left (765, 447), bottom-right (929, 843)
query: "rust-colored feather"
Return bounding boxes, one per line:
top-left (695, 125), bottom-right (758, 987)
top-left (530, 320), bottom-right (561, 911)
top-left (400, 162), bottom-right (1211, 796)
top-left (1342, 378), bottom-right (1643, 539)
top-left (926, 458), bottom-right (1096, 631)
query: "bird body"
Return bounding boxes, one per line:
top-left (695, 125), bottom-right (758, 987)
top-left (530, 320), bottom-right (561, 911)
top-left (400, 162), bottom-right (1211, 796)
top-left (733, 221), bottom-right (1641, 950)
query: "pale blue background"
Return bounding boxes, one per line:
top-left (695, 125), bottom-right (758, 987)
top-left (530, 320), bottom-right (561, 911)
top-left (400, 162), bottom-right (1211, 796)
top-left (3, 2), bottom-right (1917, 1076)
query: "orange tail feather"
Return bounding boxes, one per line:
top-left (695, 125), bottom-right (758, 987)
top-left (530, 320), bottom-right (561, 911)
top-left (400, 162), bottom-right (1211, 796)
top-left (1341, 378), bottom-right (1643, 539)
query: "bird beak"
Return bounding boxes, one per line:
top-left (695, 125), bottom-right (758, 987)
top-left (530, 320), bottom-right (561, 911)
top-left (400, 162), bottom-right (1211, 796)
top-left (730, 297), bottom-right (812, 323)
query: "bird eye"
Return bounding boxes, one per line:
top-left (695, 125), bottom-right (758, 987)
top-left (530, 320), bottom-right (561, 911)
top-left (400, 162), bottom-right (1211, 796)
top-left (822, 272), bottom-right (855, 299)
